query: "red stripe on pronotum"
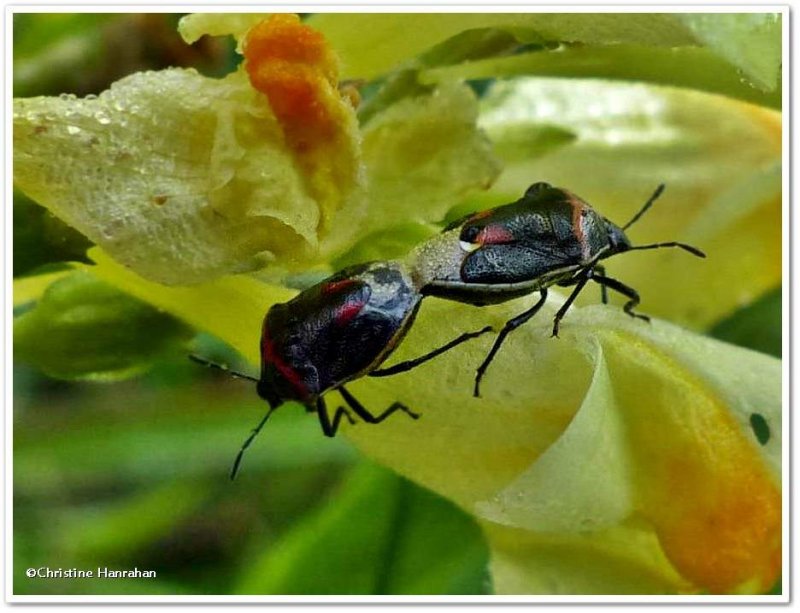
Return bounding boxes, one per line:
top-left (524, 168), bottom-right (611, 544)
top-left (261, 326), bottom-right (310, 399)
top-left (335, 301), bottom-right (365, 326)
top-left (476, 224), bottom-right (515, 245)
top-left (322, 278), bottom-right (357, 295)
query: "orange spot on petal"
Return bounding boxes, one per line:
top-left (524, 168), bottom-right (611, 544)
top-left (243, 14), bottom-right (342, 150)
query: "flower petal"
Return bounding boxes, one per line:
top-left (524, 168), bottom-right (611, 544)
top-left (484, 521), bottom-right (692, 594)
top-left (322, 81), bottom-right (501, 258)
top-left (178, 12), bottom-right (264, 47)
top-left (14, 68), bottom-right (332, 284)
top-left (340, 297), bottom-right (780, 594)
top-left (84, 247), bottom-right (293, 363)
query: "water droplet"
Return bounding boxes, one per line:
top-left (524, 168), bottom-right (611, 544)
top-left (85, 93), bottom-right (98, 100)
top-left (66, 125), bottom-right (82, 135)
top-left (95, 111), bottom-right (111, 125)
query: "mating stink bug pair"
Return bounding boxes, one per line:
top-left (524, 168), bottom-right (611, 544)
top-left (192, 182), bottom-right (705, 478)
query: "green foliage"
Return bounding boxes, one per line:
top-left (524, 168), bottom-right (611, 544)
top-left (13, 191), bottom-right (91, 276)
top-left (14, 271), bottom-right (192, 380)
top-left (236, 462), bottom-right (490, 595)
top-left (709, 287), bottom-right (782, 357)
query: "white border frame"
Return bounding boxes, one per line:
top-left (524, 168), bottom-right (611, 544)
top-left (3, 3), bottom-right (791, 606)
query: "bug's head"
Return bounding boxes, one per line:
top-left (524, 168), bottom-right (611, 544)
top-left (604, 219), bottom-right (632, 254)
top-left (256, 377), bottom-right (283, 409)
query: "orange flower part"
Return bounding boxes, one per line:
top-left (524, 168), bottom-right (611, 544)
top-left (244, 14), bottom-right (346, 152)
top-left (242, 14), bottom-right (361, 233)
top-left (606, 340), bottom-right (781, 594)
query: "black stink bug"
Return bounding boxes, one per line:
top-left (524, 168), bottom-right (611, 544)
top-left (192, 260), bottom-right (492, 478)
top-left (411, 182), bottom-right (706, 397)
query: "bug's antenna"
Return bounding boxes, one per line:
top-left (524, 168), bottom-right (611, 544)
top-left (189, 354), bottom-right (259, 383)
top-left (623, 184), bottom-right (665, 231)
top-left (230, 406), bottom-right (278, 480)
top-left (626, 241), bottom-right (706, 258)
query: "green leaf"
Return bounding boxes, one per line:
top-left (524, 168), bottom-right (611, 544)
top-left (13, 384), bottom-right (355, 494)
top-left (309, 14), bottom-right (697, 80)
top-left (709, 287), bottom-right (781, 357)
top-left (420, 44), bottom-right (781, 109)
top-left (60, 481), bottom-right (208, 561)
top-left (235, 462), bottom-right (490, 595)
top-left (13, 190), bottom-right (91, 277)
top-left (13, 269), bottom-right (71, 307)
top-left (13, 14), bottom-right (111, 96)
top-left (13, 270), bottom-right (192, 381)
top-left (676, 13), bottom-right (782, 91)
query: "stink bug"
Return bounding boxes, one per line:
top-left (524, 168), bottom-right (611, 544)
top-left (410, 182), bottom-right (705, 397)
top-left (192, 260), bottom-right (491, 478)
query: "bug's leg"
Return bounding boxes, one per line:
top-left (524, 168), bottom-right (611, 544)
top-left (370, 325), bottom-right (493, 378)
top-left (591, 275), bottom-right (650, 322)
top-left (474, 288), bottom-right (548, 398)
top-left (316, 396), bottom-right (357, 438)
top-left (593, 264), bottom-right (608, 304)
top-left (338, 385), bottom-right (420, 423)
top-left (551, 269), bottom-right (595, 338)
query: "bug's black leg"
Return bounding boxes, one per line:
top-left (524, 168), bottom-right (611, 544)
top-left (370, 325), bottom-right (494, 378)
top-left (551, 269), bottom-right (594, 338)
top-left (474, 288), bottom-right (548, 398)
top-left (316, 396), bottom-right (357, 438)
top-left (593, 264), bottom-right (608, 304)
top-left (338, 385), bottom-right (420, 423)
top-left (591, 275), bottom-right (650, 322)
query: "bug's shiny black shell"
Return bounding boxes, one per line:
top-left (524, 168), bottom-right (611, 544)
top-left (259, 261), bottom-right (421, 405)
top-left (415, 184), bottom-right (624, 305)
top-left (457, 184), bottom-right (610, 284)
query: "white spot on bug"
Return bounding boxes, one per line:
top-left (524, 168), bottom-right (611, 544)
top-left (459, 240), bottom-right (480, 253)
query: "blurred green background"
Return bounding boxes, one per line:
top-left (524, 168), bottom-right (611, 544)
top-left (12, 13), bottom-right (780, 596)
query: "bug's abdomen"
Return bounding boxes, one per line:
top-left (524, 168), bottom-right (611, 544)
top-left (261, 262), bottom-right (421, 402)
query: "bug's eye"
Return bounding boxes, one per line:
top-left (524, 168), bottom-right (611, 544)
top-left (461, 226), bottom-right (480, 243)
top-left (525, 182), bottom-right (552, 197)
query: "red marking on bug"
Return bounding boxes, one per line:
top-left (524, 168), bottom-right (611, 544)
top-left (476, 224), bottom-right (515, 245)
top-left (322, 278), bottom-right (357, 295)
top-left (335, 300), bottom-right (365, 326)
top-left (568, 197), bottom-right (588, 254)
top-left (261, 326), bottom-right (309, 399)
